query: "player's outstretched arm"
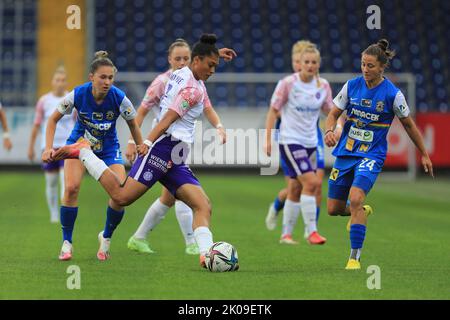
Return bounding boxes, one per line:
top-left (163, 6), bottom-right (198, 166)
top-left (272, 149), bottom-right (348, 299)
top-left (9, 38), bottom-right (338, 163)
top-left (125, 118), bottom-right (144, 159)
top-left (142, 109), bottom-right (180, 152)
top-left (28, 124), bottom-right (40, 160)
top-left (264, 107), bottom-right (278, 156)
top-left (0, 109), bottom-right (12, 151)
top-left (42, 110), bottom-right (64, 162)
top-left (126, 107), bottom-right (151, 163)
top-left (399, 116), bottom-right (434, 178)
top-left (204, 107), bottom-right (226, 144)
top-left (218, 48), bottom-right (237, 62)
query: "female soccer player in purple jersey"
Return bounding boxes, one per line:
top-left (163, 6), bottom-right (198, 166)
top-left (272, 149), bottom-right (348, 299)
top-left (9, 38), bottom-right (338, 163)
top-left (43, 51), bottom-right (144, 261)
top-left (54, 34), bottom-right (231, 269)
top-left (125, 39), bottom-right (235, 255)
top-left (325, 39), bottom-right (433, 270)
top-left (265, 44), bottom-right (333, 245)
top-left (0, 100), bottom-right (12, 151)
top-left (28, 66), bottom-right (76, 223)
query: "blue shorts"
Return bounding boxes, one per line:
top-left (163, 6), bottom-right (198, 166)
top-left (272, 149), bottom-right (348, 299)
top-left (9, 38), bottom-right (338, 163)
top-left (316, 127), bottom-right (325, 170)
top-left (328, 156), bottom-right (383, 201)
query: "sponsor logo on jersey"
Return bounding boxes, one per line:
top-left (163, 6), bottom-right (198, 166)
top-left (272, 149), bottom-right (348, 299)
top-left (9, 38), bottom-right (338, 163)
top-left (330, 168), bottom-right (339, 181)
top-left (92, 112), bottom-right (103, 121)
top-left (350, 108), bottom-right (380, 121)
top-left (123, 107), bottom-right (134, 117)
top-left (361, 99), bottom-right (372, 107)
top-left (345, 137), bottom-right (355, 151)
top-left (349, 127), bottom-right (374, 142)
top-left (350, 98), bottom-right (359, 105)
top-left (359, 144), bottom-right (370, 152)
top-left (181, 100), bottom-right (190, 110)
top-left (376, 101), bottom-right (384, 112)
top-left (106, 111), bottom-right (115, 120)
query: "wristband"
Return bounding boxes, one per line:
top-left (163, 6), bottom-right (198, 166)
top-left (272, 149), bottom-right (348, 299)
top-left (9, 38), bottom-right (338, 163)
top-left (3, 132), bottom-right (10, 139)
top-left (128, 139), bottom-right (136, 145)
top-left (216, 123), bottom-right (223, 129)
top-left (143, 140), bottom-right (153, 147)
top-left (335, 124), bottom-right (343, 130)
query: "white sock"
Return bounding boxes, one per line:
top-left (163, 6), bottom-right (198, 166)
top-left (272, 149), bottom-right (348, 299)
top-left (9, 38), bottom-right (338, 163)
top-left (134, 199), bottom-right (169, 239)
top-left (175, 201), bottom-right (196, 245)
top-left (59, 168), bottom-right (65, 201)
top-left (281, 199), bottom-right (301, 237)
top-left (193, 226), bottom-right (213, 255)
top-left (300, 194), bottom-right (318, 235)
top-left (79, 148), bottom-right (108, 181)
top-left (45, 172), bottom-right (59, 222)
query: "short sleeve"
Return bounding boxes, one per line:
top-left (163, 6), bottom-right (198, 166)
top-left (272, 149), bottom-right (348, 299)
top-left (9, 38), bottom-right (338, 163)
top-left (120, 96), bottom-right (137, 120)
top-left (392, 91), bottom-right (410, 118)
top-left (34, 95), bottom-right (46, 125)
top-left (140, 76), bottom-right (166, 110)
top-left (321, 80), bottom-right (334, 113)
top-left (168, 87), bottom-right (203, 117)
top-left (270, 79), bottom-right (289, 111)
top-left (57, 91), bottom-right (75, 115)
top-left (333, 81), bottom-right (349, 110)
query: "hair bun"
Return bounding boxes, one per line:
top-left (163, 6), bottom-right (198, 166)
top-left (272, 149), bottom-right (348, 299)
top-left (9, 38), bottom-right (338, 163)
top-left (377, 39), bottom-right (389, 52)
top-left (94, 50), bottom-right (109, 59)
top-left (200, 33), bottom-right (217, 45)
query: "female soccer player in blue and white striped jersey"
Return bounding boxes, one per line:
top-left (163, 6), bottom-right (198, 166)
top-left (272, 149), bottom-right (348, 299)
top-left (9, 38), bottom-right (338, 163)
top-left (43, 51), bottom-right (144, 261)
top-left (325, 39), bottom-right (433, 270)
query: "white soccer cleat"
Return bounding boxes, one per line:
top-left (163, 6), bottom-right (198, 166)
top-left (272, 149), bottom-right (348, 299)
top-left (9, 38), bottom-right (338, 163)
top-left (59, 240), bottom-right (73, 261)
top-left (97, 231), bottom-right (111, 261)
top-left (265, 203), bottom-right (278, 231)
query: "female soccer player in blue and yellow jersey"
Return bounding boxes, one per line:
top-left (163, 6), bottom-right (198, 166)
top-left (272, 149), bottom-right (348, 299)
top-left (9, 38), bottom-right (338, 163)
top-left (42, 51), bottom-right (144, 261)
top-left (325, 39), bottom-right (433, 270)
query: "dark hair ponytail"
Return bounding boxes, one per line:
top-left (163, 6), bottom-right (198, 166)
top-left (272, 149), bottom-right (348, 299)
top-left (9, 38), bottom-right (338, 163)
top-left (191, 33), bottom-right (219, 60)
top-left (362, 38), bottom-right (396, 66)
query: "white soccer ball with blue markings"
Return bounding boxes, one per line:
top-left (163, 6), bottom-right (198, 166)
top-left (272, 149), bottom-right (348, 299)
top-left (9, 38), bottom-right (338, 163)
top-left (205, 241), bottom-right (239, 272)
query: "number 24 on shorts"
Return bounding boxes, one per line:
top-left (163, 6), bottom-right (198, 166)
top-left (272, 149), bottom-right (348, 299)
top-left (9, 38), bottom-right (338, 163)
top-left (359, 158), bottom-right (377, 171)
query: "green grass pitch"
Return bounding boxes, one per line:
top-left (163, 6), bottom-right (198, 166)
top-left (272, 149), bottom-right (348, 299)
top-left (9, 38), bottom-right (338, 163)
top-left (0, 171), bottom-right (448, 299)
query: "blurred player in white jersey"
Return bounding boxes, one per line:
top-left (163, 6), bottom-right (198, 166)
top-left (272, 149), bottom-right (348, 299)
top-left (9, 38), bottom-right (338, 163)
top-left (0, 100), bottom-right (13, 151)
top-left (265, 44), bottom-right (333, 245)
top-left (126, 39), bottom-right (235, 255)
top-left (265, 41), bottom-right (344, 238)
top-left (28, 66), bottom-right (76, 223)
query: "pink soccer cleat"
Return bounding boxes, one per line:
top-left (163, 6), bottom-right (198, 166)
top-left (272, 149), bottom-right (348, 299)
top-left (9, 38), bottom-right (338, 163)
top-left (53, 138), bottom-right (91, 161)
top-left (97, 231), bottom-right (111, 261)
top-left (307, 231), bottom-right (327, 245)
top-left (59, 240), bottom-right (73, 261)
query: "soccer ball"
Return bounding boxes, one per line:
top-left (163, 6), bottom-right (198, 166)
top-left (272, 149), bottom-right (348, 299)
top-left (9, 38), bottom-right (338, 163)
top-left (205, 241), bottom-right (239, 272)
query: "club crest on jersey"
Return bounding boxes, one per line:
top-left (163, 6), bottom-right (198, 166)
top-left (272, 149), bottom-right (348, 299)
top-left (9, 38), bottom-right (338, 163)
top-left (315, 92), bottom-right (321, 99)
top-left (92, 112), bottom-right (103, 121)
top-left (376, 101), bottom-right (384, 112)
top-left (355, 119), bottom-right (366, 128)
top-left (106, 111), bottom-right (115, 120)
top-left (360, 99), bottom-right (372, 107)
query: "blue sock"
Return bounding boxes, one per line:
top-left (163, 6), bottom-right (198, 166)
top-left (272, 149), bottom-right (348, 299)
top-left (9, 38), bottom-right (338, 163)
top-left (103, 206), bottom-right (125, 238)
top-left (350, 224), bottom-right (366, 260)
top-left (60, 206), bottom-right (78, 243)
top-left (273, 197), bottom-right (285, 213)
top-left (316, 205), bottom-right (320, 221)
